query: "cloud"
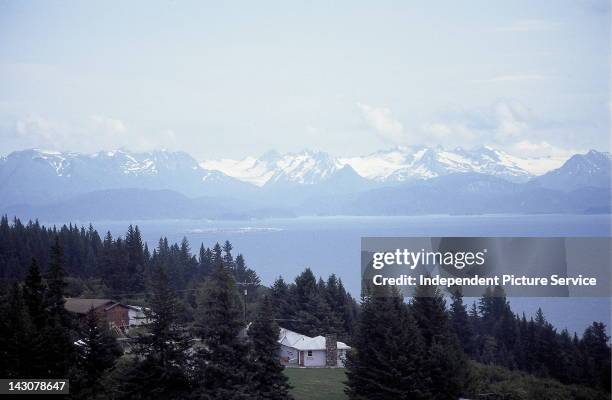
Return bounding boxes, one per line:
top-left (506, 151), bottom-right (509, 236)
top-left (90, 115), bottom-right (127, 135)
top-left (497, 19), bottom-right (561, 32)
top-left (507, 140), bottom-right (580, 158)
top-left (14, 115), bottom-right (72, 148)
top-left (493, 101), bottom-right (533, 139)
top-left (8, 113), bottom-right (180, 154)
top-left (420, 121), bottom-right (479, 144)
top-left (16, 115), bottom-right (61, 141)
top-left (357, 103), bottom-right (404, 142)
top-left (417, 100), bottom-right (561, 155)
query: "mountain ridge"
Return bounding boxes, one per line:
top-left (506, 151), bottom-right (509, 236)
top-left (0, 147), bottom-right (609, 219)
top-left (201, 145), bottom-right (572, 186)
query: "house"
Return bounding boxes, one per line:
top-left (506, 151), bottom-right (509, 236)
top-left (278, 327), bottom-right (350, 367)
top-left (126, 305), bottom-right (150, 327)
top-left (64, 298), bottom-right (131, 331)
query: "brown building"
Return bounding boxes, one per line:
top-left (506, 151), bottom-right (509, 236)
top-left (64, 298), bottom-right (131, 331)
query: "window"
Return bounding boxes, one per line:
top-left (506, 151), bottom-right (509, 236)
top-left (307, 350), bottom-right (312, 357)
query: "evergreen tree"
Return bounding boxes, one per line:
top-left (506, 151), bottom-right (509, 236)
top-left (448, 287), bottom-right (474, 356)
top-left (22, 258), bottom-right (46, 330)
top-left (46, 236), bottom-right (69, 320)
top-left (345, 286), bottom-right (429, 400)
top-left (72, 308), bottom-right (122, 399)
top-left (198, 245), bottom-right (213, 277)
top-left (336, 279), bottom-right (359, 342)
top-left (3, 283), bottom-right (34, 378)
top-left (292, 268), bottom-right (327, 336)
top-left (235, 254), bottom-right (261, 287)
top-left (247, 296), bottom-right (292, 400)
top-left (120, 266), bottom-right (191, 399)
top-left (222, 240), bottom-right (234, 270)
top-left (581, 322), bottom-right (611, 391)
top-left (270, 277), bottom-right (293, 326)
top-left (192, 263), bottom-right (251, 399)
top-left (41, 236), bottom-right (75, 378)
top-left (211, 242), bottom-right (223, 270)
top-left (411, 282), bottom-right (467, 399)
top-left (125, 225), bottom-right (145, 292)
top-left (99, 231), bottom-right (116, 289)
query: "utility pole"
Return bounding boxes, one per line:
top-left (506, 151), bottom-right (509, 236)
top-left (236, 281), bottom-right (250, 324)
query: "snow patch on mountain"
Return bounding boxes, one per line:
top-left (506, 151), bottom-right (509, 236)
top-left (201, 150), bottom-right (345, 186)
top-left (201, 156), bottom-right (275, 186)
top-left (201, 146), bottom-right (569, 186)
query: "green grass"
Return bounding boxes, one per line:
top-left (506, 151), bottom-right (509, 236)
top-left (284, 368), bottom-right (348, 400)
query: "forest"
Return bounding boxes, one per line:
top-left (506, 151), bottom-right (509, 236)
top-left (0, 215), bottom-right (610, 399)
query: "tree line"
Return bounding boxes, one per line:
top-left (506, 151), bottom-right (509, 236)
top-left (0, 216), bottom-right (610, 399)
top-left (0, 216), bottom-right (259, 296)
top-left (451, 286), bottom-right (611, 392)
top-left (0, 216), bottom-right (359, 335)
top-left (269, 269), bottom-right (359, 343)
top-left (0, 234), bottom-right (292, 399)
top-left (0, 217), bottom-right (359, 399)
top-left (345, 282), bottom-right (611, 399)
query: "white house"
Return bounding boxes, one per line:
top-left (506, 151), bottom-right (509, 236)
top-left (278, 327), bottom-right (350, 367)
top-left (126, 305), bottom-right (150, 327)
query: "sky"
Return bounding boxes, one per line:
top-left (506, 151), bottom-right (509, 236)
top-left (0, 0), bottom-right (610, 160)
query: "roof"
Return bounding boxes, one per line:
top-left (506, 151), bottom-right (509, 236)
top-left (278, 327), bottom-right (351, 351)
top-left (64, 298), bottom-right (122, 314)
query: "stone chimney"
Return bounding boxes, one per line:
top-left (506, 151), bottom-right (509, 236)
top-left (325, 334), bottom-right (338, 367)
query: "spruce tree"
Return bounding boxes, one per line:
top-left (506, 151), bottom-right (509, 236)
top-left (46, 236), bottom-right (69, 321)
top-left (270, 277), bottom-right (294, 327)
top-left (20, 258), bottom-right (48, 377)
top-left (345, 286), bottom-right (429, 400)
top-left (23, 258), bottom-right (46, 331)
top-left (448, 286), bottom-right (474, 356)
top-left (41, 236), bottom-right (75, 378)
top-left (411, 282), bottom-right (467, 400)
top-left (120, 266), bottom-right (191, 399)
top-left (72, 308), bottom-right (122, 399)
top-left (4, 283), bottom-right (34, 378)
top-left (247, 296), bottom-right (292, 400)
top-left (125, 225), bottom-right (145, 292)
top-left (192, 262), bottom-right (251, 399)
top-left (581, 322), bottom-right (611, 391)
top-left (198, 245), bottom-right (213, 277)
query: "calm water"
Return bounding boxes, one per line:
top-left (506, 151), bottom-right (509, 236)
top-left (64, 214), bottom-right (611, 335)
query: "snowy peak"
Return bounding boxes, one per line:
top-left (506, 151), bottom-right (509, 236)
top-left (340, 146), bottom-right (554, 182)
top-left (3, 148), bottom-right (206, 179)
top-left (0, 149), bottom-right (254, 208)
top-left (267, 150), bottom-right (344, 185)
top-left (201, 150), bottom-right (346, 187)
top-left (201, 146), bottom-right (571, 186)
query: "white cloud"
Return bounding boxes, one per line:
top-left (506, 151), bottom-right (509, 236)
top-left (415, 100), bottom-right (578, 157)
top-left (90, 115), bottom-right (127, 135)
top-left (497, 19), bottom-right (561, 32)
top-left (418, 100), bottom-right (533, 145)
top-left (357, 103), bottom-right (404, 142)
top-left (10, 113), bottom-right (180, 154)
top-left (494, 101), bottom-right (533, 139)
top-left (420, 122), bottom-right (478, 144)
top-left (14, 115), bottom-right (71, 148)
top-left (508, 140), bottom-right (580, 158)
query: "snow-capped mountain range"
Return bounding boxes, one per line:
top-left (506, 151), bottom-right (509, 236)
top-left (201, 146), bottom-right (568, 186)
top-left (0, 147), bottom-right (609, 219)
top-left (0, 148), bottom-right (253, 208)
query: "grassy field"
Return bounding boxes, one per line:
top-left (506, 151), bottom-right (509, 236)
top-left (284, 368), bottom-right (348, 400)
